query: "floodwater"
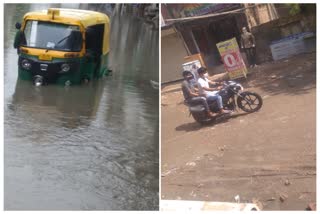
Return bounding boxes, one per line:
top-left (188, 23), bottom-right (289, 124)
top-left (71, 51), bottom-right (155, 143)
top-left (4, 4), bottom-right (159, 210)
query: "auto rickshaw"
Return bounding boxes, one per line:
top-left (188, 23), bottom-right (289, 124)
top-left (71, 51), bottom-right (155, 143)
top-left (14, 8), bottom-right (111, 86)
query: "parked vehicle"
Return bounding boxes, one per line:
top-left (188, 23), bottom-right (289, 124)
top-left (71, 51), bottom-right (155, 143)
top-left (14, 8), bottom-right (111, 86)
top-left (187, 81), bottom-right (263, 124)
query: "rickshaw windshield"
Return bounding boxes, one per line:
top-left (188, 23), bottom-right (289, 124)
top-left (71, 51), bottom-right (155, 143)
top-left (23, 20), bottom-right (82, 52)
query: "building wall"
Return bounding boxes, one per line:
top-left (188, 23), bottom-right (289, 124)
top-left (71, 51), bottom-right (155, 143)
top-left (176, 12), bottom-right (247, 70)
top-left (161, 28), bottom-right (188, 83)
top-left (245, 4), bottom-right (281, 28)
top-left (251, 12), bottom-right (316, 63)
top-left (162, 4), bottom-right (316, 79)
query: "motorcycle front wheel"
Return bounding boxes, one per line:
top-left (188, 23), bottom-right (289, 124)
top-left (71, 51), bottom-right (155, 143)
top-left (237, 91), bottom-right (263, 113)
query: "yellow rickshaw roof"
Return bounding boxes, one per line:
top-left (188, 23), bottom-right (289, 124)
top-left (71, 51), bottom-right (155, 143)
top-left (23, 8), bottom-right (110, 28)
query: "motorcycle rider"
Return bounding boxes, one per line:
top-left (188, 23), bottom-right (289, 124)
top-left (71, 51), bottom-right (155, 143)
top-left (197, 67), bottom-right (231, 115)
top-left (181, 70), bottom-right (215, 117)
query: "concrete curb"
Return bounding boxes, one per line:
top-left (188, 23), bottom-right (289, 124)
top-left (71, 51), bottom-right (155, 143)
top-left (161, 200), bottom-right (261, 211)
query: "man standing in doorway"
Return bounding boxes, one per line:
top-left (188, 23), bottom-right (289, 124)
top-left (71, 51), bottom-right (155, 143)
top-left (240, 26), bottom-right (257, 68)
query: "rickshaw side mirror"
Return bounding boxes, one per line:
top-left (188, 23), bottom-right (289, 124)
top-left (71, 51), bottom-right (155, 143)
top-left (15, 22), bottom-right (21, 30)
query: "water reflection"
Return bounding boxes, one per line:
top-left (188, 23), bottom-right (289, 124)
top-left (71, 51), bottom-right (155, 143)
top-left (4, 4), bottom-right (159, 210)
top-left (10, 79), bottom-right (105, 128)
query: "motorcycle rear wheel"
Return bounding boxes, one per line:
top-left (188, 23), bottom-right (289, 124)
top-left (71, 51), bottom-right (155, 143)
top-left (237, 92), bottom-right (263, 113)
top-left (191, 112), bottom-right (213, 125)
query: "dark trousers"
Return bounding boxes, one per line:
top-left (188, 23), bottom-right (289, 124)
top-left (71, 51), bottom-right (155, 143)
top-left (244, 47), bottom-right (257, 66)
top-left (187, 97), bottom-right (210, 112)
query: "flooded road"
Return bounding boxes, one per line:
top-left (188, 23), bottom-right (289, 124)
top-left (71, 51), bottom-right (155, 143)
top-left (4, 4), bottom-right (159, 210)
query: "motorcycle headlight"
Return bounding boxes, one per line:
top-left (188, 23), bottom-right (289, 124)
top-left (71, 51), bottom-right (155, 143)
top-left (60, 63), bottom-right (70, 73)
top-left (233, 86), bottom-right (243, 91)
top-left (21, 59), bottom-right (31, 70)
top-left (236, 83), bottom-right (244, 91)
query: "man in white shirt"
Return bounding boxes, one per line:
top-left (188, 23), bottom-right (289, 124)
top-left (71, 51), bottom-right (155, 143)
top-left (197, 67), bottom-right (231, 115)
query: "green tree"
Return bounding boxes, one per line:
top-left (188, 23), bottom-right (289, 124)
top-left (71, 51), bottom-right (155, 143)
top-left (287, 4), bottom-right (301, 15)
top-left (287, 4), bottom-right (316, 15)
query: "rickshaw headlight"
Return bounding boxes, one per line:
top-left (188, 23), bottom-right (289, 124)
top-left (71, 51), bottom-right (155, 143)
top-left (21, 59), bottom-right (31, 70)
top-left (60, 63), bottom-right (70, 73)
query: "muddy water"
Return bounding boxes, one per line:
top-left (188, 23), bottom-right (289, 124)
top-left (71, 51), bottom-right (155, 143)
top-left (4, 4), bottom-right (159, 210)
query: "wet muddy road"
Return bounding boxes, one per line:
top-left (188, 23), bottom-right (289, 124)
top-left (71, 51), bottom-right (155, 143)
top-left (4, 4), bottom-right (159, 210)
top-left (161, 53), bottom-right (316, 210)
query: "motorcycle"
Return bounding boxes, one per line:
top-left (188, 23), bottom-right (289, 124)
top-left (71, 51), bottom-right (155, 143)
top-left (187, 81), bottom-right (263, 124)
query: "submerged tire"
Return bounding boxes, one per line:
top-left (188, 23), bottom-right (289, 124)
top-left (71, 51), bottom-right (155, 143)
top-left (237, 91), bottom-right (263, 113)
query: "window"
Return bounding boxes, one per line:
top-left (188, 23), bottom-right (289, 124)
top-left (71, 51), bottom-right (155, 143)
top-left (23, 20), bottom-right (82, 52)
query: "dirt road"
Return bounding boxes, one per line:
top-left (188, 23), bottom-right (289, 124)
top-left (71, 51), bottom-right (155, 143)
top-left (161, 53), bottom-right (316, 210)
